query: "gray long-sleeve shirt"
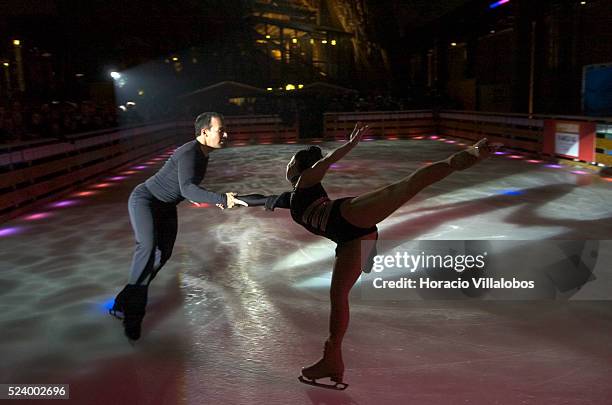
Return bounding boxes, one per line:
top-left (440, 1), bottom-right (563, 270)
top-left (145, 140), bottom-right (227, 206)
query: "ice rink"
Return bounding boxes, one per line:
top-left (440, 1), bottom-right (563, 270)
top-left (2, 138), bottom-right (612, 404)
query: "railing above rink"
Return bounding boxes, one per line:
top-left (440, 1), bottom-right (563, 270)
top-left (174, 114), bottom-right (298, 145)
top-left (1, 111), bottom-right (610, 223)
top-left (0, 121), bottom-right (183, 223)
top-left (437, 110), bottom-right (612, 167)
top-left (325, 110), bottom-right (612, 168)
top-left (324, 110), bottom-right (434, 140)
top-left (0, 114), bottom-right (298, 223)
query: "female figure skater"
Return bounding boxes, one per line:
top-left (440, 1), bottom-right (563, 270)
top-left (240, 123), bottom-right (496, 389)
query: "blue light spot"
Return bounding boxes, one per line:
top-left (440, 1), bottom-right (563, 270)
top-left (499, 189), bottom-right (523, 196)
top-left (100, 297), bottom-right (116, 312)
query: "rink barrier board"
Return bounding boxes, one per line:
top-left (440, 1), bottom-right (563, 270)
top-left (0, 124), bottom-right (181, 221)
top-left (0, 113), bottom-right (400, 222)
top-left (0, 136), bottom-right (175, 217)
top-left (1, 136), bottom-right (162, 190)
top-left (2, 112), bottom-right (611, 223)
top-left (0, 123), bottom-right (173, 167)
top-left (176, 115), bottom-right (298, 144)
top-left (324, 111), bottom-right (434, 139)
top-left (439, 119), bottom-right (542, 140)
top-left (595, 128), bottom-right (612, 165)
top-left (439, 127), bottom-right (541, 151)
top-left (438, 119), bottom-right (542, 152)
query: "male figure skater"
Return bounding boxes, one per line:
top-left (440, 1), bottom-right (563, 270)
top-left (110, 112), bottom-right (246, 340)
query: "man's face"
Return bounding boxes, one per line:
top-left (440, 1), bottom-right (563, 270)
top-left (203, 116), bottom-right (227, 148)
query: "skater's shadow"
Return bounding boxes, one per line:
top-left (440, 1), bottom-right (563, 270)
top-left (304, 387), bottom-right (360, 405)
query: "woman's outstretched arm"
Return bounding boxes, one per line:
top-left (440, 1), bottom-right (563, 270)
top-left (298, 122), bottom-right (368, 188)
top-left (234, 192), bottom-right (292, 210)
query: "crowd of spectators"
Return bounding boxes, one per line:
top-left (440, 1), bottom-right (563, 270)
top-left (0, 100), bottom-right (118, 145)
top-left (1, 91), bottom-right (428, 145)
top-left (180, 91), bottom-right (420, 122)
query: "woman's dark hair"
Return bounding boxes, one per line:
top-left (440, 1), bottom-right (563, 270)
top-left (294, 146), bottom-right (323, 173)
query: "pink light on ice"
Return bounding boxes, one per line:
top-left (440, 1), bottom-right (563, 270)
top-left (93, 183), bottom-right (112, 189)
top-left (50, 200), bottom-right (77, 208)
top-left (24, 212), bottom-right (52, 221)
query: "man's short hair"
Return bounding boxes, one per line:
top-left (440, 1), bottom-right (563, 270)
top-left (194, 112), bottom-right (224, 136)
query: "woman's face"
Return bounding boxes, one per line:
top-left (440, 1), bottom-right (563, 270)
top-left (286, 155), bottom-right (299, 183)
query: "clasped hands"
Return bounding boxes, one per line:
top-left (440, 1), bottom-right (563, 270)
top-left (190, 193), bottom-right (248, 210)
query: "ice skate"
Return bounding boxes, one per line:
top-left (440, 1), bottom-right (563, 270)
top-left (109, 284), bottom-right (148, 341)
top-left (449, 138), bottom-right (494, 171)
top-left (298, 341), bottom-right (348, 390)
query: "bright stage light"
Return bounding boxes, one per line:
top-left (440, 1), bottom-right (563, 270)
top-left (110, 71), bottom-right (121, 80)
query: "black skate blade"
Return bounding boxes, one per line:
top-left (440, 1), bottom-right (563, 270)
top-left (298, 376), bottom-right (348, 390)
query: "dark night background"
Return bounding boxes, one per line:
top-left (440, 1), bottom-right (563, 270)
top-left (1, 0), bottom-right (611, 141)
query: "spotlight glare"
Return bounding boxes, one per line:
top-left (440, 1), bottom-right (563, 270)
top-left (110, 71), bottom-right (121, 80)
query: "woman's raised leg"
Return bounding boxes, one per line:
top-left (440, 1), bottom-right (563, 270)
top-left (341, 139), bottom-right (492, 229)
